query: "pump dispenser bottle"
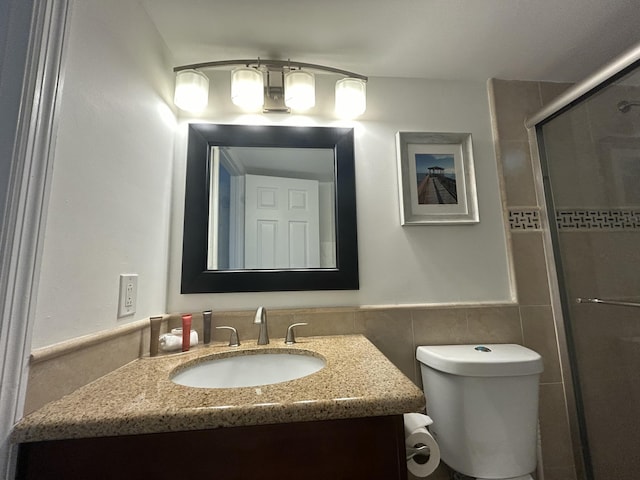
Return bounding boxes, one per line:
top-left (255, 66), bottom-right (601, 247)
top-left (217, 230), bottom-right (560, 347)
top-left (181, 314), bottom-right (192, 352)
top-left (203, 310), bottom-right (212, 344)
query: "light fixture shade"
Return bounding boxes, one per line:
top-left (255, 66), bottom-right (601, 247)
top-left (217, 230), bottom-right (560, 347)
top-left (284, 70), bottom-right (315, 111)
top-left (174, 69), bottom-right (209, 112)
top-left (335, 78), bottom-right (366, 118)
top-left (231, 67), bottom-right (264, 110)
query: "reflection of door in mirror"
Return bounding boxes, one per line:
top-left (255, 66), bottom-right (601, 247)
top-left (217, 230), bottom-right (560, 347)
top-left (207, 146), bottom-right (336, 271)
top-left (245, 174), bottom-right (320, 269)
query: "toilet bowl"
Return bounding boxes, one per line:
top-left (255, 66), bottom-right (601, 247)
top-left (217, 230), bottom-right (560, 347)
top-left (416, 344), bottom-right (543, 480)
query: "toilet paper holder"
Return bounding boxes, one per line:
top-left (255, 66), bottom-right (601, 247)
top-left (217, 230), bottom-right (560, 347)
top-left (406, 444), bottom-right (430, 461)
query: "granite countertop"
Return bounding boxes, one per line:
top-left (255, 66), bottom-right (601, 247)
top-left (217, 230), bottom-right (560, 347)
top-left (12, 334), bottom-right (425, 443)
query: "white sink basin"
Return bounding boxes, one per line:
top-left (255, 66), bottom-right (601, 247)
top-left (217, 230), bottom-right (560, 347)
top-left (171, 351), bottom-right (326, 388)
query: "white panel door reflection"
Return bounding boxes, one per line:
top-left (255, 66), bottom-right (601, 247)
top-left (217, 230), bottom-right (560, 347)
top-left (244, 174), bottom-right (320, 269)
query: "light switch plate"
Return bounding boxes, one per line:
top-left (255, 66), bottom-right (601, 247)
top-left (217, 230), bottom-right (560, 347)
top-left (118, 274), bottom-right (138, 318)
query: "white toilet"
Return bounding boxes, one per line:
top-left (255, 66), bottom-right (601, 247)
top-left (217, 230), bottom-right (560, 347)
top-left (416, 344), bottom-right (544, 480)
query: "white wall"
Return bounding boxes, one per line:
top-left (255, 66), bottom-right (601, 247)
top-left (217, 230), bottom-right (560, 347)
top-left (168, 72), bottom-right (514, 312)
top-left (30, 1), bottom-right (176, 348)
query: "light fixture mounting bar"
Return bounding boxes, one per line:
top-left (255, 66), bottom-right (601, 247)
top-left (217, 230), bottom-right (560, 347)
top-left (173, 58), bottom-right (368, 81)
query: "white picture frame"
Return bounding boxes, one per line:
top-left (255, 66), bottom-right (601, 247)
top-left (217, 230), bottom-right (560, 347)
top-left (396, 132), bottom-right (479, 225)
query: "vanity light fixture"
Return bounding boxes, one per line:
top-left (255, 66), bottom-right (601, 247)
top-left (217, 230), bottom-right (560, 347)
top-left (172, 58), bottom-right (367, 117)
top-left (174, 69), bottom-right (209, 113)
top-left (284, 70), bottom-right (315, 111)
top-left (335, 77), bottom-right (367, 119)
top-left (231, 66), bottom-right (264, 110)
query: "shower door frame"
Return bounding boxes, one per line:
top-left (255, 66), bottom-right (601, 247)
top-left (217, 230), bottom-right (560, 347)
top-left (525, 42), bottom-right (640, 480)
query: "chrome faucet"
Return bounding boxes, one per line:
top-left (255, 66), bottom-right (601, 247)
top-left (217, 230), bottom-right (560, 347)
top-left (254, 306), bottom-right (269, 345)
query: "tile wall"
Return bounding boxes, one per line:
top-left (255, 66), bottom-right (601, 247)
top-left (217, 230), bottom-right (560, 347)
top-left (489, 78), bottom-right (578, 480)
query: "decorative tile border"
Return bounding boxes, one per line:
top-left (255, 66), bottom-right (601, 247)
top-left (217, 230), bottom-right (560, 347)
top-left (556, 209), bottom-right (640, 231)
top-left (509, 209), bottom-right (541, 230)
top-left (509, 208), bottom-right (640, 231)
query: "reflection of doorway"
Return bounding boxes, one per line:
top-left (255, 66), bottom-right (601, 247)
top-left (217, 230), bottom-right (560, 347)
top-left (244, 174), bottom-right (320, 269)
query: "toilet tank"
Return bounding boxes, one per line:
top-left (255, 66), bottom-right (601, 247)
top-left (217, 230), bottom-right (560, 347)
top-left (417, 344), bottom-right (544, 479)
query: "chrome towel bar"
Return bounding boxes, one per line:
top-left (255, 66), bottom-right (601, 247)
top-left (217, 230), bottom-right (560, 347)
top-left (576, 297), bottom-right (640, 308)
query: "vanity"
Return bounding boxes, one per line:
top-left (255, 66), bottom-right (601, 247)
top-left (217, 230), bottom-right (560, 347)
top-left (13, 335), bottom-right (425, 479)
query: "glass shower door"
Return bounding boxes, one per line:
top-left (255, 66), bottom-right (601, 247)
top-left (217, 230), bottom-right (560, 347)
top-left (538, 65), bottom-right (640, 480)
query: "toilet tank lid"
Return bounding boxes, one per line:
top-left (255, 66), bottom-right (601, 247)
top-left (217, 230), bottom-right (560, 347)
top-left (416, 344), bottom-right (544, 376)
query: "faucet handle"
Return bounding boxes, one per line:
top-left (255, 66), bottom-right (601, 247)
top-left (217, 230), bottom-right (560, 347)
top-left (254, 306), bottom-right (266, 324)
top-left (285, 323), bottom-right (308, 345)
top-left (216, 326), bottom-right (240, 347)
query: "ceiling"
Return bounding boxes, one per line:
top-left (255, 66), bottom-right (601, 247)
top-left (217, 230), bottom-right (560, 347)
top-left (223, 146), bottom-right (335, 182)
top-left (142, 0), bottom-right (640, 83)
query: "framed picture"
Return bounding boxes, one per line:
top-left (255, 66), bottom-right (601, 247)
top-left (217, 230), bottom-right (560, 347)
top-left (396, 132), bottom-right (479, 225)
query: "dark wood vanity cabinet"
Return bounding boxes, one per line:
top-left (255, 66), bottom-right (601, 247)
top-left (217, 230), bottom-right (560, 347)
top-left (17, 415), bottom-right (408, 480)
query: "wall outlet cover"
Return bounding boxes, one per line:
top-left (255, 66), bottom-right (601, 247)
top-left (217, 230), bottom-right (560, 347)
top-left (118, 274), bottom-right (138, 318)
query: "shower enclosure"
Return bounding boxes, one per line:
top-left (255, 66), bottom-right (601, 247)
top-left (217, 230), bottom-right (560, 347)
top-left (531, 46), bottom-right (640, 480)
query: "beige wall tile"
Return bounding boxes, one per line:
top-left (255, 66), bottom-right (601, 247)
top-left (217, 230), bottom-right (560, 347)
top-left (354, 309), bottom-right (415, 382)
top-left (520, 306), bottom-right (562, 383)
top-left (25, 329), bottom-right (145, 414)
top-left (511, 232), bottom-right (551, 306)
top-left (543, 465), bottom-right (578, 480)
top-left (568, 302), bottom-right (640, 480)
top-left (541, 103), bottom-right (605, 208)
top-left (411, 308), bottom-right (469, 346)
top-left (588, 232), bottom-right (640, 298)
top-left (539, 82), bottom-right (573, 105)
top-left (292, 310), bottom-right (356, 337)
top-left (554, 232), bottom-right (596, 300)
top-left (490, 79), bottom-right (543, 142)
top-left (466, 305), bottom-right (523, 344)
top-left (412, 308), bottom-right (469, 385)
top-left (559, 230), bottom-right (640, 298)
top-left (539, 383), bottom-right (575, 471)
top-left (499, 140), bottom-right (538, 207)
top-left (491, 78), bottom-right (580, 479)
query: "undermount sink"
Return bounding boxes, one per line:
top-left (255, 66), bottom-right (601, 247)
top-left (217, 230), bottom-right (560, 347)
top-left (171, 350), bottom-right (326, 388)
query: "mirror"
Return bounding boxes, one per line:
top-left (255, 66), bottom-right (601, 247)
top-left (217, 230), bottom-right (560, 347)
top-left (181, 124), bottom-right (359, 293)
top-left (209, 146), bottom-right (336, 270)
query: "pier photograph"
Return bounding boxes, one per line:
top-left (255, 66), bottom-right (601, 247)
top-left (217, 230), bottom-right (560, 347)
top-left (415, 153), bottom-right (458, 205)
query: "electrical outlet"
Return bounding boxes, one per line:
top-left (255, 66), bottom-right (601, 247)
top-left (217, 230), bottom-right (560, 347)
top-left (118, 274), bottom-right (138, 318)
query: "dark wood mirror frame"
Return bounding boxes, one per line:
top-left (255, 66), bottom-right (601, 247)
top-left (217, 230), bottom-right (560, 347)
top-left (181, 123), bottom-right (359, 293)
